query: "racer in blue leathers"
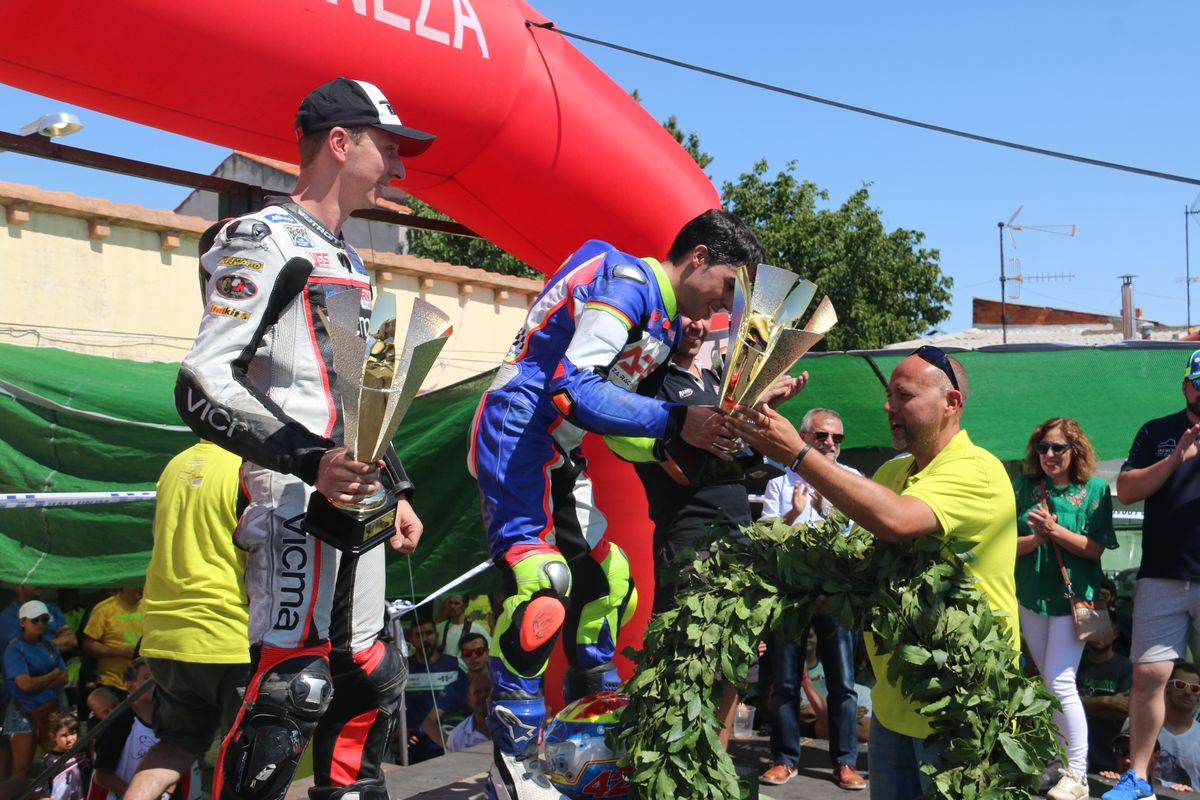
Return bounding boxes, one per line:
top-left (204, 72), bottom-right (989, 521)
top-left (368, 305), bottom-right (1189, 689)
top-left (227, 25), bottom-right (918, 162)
top-left (468, 210), bottom-right (764, 798)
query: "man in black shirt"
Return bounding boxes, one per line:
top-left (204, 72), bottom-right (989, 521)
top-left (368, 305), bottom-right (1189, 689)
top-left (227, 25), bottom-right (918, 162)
top-left (608, 316), bottom-right (802, 612)
top-left (1104, 349), bottom-right (1200, 799)
top-left (607, 315), bottom-right (804, 748)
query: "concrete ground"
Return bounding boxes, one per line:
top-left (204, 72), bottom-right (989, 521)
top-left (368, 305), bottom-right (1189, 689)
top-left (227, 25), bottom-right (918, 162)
top-left (284, 735), bottom-right (1192, 800)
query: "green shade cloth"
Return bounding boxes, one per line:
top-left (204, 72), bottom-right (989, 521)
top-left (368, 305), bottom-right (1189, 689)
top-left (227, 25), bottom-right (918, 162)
top-left (0, 341), bottom-right (1190, 596)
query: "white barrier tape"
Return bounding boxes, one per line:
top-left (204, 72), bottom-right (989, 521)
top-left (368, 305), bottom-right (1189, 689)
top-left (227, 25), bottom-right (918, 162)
top-left (0, 491), bottom-right (157, 509)
top-left (388, 558), bottom-right (493, 619)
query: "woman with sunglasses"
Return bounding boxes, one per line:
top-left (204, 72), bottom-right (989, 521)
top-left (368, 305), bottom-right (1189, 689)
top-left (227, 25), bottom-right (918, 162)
top-left (1015, 417), bottom-right (1119, 800)
top-left (3, 600), bottom-right (68, 780)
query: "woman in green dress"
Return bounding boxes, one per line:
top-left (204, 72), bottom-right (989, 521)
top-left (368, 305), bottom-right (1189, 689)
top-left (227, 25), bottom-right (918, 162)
top-left (1015, 417), bottom-right (1118, 800)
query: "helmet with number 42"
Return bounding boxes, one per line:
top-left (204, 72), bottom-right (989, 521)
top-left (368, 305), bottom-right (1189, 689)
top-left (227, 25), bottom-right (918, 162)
top-left (543, 691), bottom-right (631, 799)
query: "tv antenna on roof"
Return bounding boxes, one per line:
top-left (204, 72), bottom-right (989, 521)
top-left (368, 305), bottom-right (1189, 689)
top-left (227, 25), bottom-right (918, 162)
top-left (997, 205), bottom-right (1076, 341)
top-left (1184, 191), bottom-right (1200, 331)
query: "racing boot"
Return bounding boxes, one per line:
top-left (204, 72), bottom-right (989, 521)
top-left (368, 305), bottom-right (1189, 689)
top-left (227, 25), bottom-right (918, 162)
top-left (486, 695), bottom-right (562, 800)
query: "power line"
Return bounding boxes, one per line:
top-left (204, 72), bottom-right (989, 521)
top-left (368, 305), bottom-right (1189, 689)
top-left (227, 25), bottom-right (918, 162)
top-left (527, 21), bottom-right (1200, 188)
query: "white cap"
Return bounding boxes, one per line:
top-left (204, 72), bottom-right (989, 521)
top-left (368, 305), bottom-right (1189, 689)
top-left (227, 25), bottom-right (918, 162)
top-left (19, 600), bottom-right (49, 620)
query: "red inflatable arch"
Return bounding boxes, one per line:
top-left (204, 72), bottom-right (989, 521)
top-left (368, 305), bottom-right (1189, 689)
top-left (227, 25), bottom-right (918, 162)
top-left (0, 0), bottom-right (721, 710)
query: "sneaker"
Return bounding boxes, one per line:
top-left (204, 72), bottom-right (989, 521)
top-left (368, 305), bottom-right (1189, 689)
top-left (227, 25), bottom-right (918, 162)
top-left (833, 763), bottom-right (866, 790)
top-left (1100, 769), bottom-right (1156, 800)
top-left (759, 764), bottom-right (797, 785)
top-left (1046, 766), bottom-right (1089, 800)
top-left (1040, 759), bottom-right (1063, 793)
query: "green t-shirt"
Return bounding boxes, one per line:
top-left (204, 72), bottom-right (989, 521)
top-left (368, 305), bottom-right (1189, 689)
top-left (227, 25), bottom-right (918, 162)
top-left (865, 429), bottom-right (1020, 739)
top-left (1013, 474), bottom-right (1117, 617)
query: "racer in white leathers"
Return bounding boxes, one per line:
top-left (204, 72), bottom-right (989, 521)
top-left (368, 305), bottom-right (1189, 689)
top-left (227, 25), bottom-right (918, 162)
top-left (174, 78), bottom-right (431, 800)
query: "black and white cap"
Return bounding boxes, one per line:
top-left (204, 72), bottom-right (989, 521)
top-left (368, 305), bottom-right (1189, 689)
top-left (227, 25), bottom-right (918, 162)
top-left (296, 77), bottom-right (435, 157)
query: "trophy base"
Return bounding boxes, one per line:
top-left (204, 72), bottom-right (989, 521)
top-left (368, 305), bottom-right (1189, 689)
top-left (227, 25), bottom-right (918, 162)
top-left (664, 439), bottom-right (779, 488)
top-left (300, 491), bottom-right (398, 556)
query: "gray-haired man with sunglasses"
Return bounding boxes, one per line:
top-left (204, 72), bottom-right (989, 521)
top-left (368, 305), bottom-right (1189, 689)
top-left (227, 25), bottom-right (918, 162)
top-left (759, 407), bottom-right (867, 791)
top-left (1101, 350), bottom-right (1200, 800)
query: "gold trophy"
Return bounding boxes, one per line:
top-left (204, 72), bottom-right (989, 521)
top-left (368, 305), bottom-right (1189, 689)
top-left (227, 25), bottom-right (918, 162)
top-left (664, 263), bottom-right (836, 485)
top-left (301, 289), bottom-right (452, 555)
top-left (717, 263), bottom-right (837, 418)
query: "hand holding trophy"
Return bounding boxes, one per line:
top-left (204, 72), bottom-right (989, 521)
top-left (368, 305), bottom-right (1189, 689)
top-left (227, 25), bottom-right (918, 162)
top-left (300, 289), bottom-right (452, 555)
top-left (665, 263), bottom-right (836, 485)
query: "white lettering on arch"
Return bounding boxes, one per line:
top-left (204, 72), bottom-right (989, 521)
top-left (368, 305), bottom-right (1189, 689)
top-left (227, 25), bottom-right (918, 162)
top-left (416, 0), bottom-right (450, 44)
top-left (374, 0), bottom-right (412, 31)
top-left (453, 0), bottom-right (489, 59)
top-left (322, 0), bottom-right (488, 59)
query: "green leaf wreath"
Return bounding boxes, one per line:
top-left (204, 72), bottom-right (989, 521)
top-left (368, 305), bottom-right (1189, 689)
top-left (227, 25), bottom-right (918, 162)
top-left (617, 518), bottom-right (1061, 799)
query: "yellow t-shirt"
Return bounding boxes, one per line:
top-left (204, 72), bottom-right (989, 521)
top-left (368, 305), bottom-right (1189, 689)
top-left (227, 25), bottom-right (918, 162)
top-left (139, 441), bottom-right (249, 664)
top-left (865, 429), bottom-right (1019, 738)
top-left (83, 595), bottom-right (145, 690)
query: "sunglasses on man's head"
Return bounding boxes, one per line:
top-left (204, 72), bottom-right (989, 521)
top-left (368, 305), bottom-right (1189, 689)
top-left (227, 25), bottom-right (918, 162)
top-left (461, 646), bottom-right (487, 658)
top-left (1171, 678), bottom-right (1200, 694)
top-left (813, 432), bottom-right (845, 444)
top-left (912, 345), bottom-right (960, 392)
top-left (1034, 442), bottom-right (1071, 456)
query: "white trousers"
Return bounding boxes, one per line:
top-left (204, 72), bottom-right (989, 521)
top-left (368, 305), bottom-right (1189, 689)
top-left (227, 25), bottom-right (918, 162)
top-left (1019, 606), bottom-right (1088, 773)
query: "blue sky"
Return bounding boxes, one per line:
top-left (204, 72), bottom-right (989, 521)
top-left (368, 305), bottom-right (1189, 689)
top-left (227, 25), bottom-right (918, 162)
top-left (2, 1), bottom-right (1198, 333)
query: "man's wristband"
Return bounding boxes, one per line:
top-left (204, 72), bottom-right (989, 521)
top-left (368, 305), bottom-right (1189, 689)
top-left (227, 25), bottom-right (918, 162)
top-left (790, 444), bottom-right (812, 473)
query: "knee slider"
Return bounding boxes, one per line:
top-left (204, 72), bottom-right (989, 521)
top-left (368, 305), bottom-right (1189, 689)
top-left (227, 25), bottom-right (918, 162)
top-left (496, 553), bottom-right (570, 678)
top-left (224, 656), bottom-right (332, 800)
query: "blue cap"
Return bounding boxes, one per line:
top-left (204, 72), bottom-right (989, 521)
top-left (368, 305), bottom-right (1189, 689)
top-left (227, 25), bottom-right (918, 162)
top-left (1187, 349), bottom-right (1200, 382)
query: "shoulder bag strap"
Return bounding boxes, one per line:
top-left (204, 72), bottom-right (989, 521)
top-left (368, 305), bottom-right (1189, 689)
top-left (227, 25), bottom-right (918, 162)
top-left (1043, 479), bottom-right (1077, 599)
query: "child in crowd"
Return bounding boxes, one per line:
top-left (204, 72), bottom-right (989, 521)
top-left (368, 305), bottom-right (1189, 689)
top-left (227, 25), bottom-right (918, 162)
top-left (35, 712), bottom-right (91, 800)
top-left (88, 659), bottom-right (198, 800)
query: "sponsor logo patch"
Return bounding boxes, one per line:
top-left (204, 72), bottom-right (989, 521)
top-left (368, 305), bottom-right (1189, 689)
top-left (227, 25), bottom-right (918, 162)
top-left (208, 303), bottom-right (250, 321)
top-left (311, 253), bottom-right (330, 267)
top-left (287, 226), bottom-right (313, 248)
top-left (264, 212), bottom-right (298, 224)
top-left (215, 275), bottom-right (258, 300)
top-left (216, 256), bottom-right (263, 270)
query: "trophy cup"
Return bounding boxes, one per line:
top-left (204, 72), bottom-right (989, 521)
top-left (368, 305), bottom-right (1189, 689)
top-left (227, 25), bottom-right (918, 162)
top-left (716, 263), bottom-right (837, 417)
top-left (300, 289), bottom-right (452, 556)
top-left (664, 263), bottom-right (837, 485)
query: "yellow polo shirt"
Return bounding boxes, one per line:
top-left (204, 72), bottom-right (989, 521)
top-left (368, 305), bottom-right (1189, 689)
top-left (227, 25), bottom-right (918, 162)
top-left (865, 429), bottom-right (1019, 738)
top-left (140, 441), bottom-right (249, 664)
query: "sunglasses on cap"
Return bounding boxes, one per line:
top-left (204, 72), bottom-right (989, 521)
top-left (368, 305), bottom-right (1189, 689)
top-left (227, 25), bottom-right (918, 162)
top-left (1171, 678), bottom-right (1200, 694)
top-left (461, 645), bottom-right (488, 658)
top-left (813, 431), bottom-right (844, 444)
top-left (26, 614), bottom-right (50, 624)
top-left (1190, 378), bottom-right (1200, 391)
top-left (1034, 442), bottom-right (1071, 456)
top-left (912, 345), bottom-right (960, 392)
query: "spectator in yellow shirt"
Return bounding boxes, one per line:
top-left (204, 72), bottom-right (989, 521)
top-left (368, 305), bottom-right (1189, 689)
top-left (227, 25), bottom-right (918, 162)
top-left (81, 588), bottom-right (144, 699)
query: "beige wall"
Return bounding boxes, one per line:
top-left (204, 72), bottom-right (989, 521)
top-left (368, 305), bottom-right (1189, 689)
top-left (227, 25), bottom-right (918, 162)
top-left (0, 181), bottom-right (542, 391)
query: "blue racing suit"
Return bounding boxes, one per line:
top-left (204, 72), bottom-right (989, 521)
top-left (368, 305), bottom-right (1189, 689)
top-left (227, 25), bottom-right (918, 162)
top-left (468, 241), bottom-right (684, 772)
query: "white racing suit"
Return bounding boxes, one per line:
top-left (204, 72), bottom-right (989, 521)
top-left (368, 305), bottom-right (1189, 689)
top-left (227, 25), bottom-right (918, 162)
top-left (176, 201), bottom-right (409, 800)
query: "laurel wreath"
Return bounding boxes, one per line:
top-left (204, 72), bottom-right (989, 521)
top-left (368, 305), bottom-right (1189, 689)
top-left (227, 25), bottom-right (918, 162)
top-left (617, 517), bottom-right (1061, 799)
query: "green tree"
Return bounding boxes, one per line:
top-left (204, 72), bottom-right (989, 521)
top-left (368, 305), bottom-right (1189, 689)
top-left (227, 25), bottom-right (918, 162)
top-left (405, 196), bottom-right (540, 279)
top-left (663, 114), bottom-right (713, 172)
top-left (722, 160), bottom-right (952, 350)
